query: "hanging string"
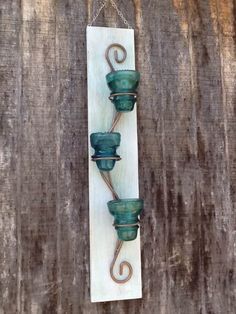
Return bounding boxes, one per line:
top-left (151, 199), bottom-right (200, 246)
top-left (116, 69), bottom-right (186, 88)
top-left (88, 0), bottom-right (132, 29)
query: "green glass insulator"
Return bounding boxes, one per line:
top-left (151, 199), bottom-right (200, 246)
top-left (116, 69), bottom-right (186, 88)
top-left (107, 198), bottom-right (143, 241)
top-left (90, 132), bottom-right (121, 172)
top-left (106, 70), bottom-right (140, 112)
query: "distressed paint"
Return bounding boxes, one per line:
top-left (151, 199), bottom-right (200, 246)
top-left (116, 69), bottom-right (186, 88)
top-left (0, 0), bottom-right (235, 313)
top-left (87, 26), bottom-right (142, 302)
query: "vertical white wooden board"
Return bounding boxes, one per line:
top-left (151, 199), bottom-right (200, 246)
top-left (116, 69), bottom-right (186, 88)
top-left (87, 26), bottom-right (142, 303)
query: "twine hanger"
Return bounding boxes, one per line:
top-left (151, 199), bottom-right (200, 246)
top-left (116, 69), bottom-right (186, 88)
top-left (88, 0), bottom-right (133, 29)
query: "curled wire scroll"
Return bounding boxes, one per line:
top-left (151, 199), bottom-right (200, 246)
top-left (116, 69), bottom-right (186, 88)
top-left (105, 44), bottom-right (127, 72)
top-left (110, 240), bottom-right (133, 284)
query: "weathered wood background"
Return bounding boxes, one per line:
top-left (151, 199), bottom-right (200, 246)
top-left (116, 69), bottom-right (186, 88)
top-left (0, 0), bottom-right (235, 313)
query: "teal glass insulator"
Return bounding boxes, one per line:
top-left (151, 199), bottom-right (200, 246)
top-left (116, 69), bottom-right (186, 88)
top-left (107, 198), bottom-right (143, 241)
top-left (90, 132), bottom-right (121, 172)
top-left (106, 70), bottom-right (140, 112)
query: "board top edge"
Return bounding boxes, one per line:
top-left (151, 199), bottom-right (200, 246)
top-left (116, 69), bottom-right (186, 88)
top-left (86, 25), bottom-right (134, 33)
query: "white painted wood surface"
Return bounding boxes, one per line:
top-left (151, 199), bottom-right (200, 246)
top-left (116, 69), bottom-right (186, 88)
top-left (87, 26), bottom-right (142, 303)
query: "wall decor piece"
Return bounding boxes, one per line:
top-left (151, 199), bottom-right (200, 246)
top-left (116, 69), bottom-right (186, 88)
top-left (87, 4), bottom-right (143, 302)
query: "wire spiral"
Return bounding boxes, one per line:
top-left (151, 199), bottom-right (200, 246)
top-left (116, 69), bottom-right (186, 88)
top-left (105, 44), bottom-right (127, 72)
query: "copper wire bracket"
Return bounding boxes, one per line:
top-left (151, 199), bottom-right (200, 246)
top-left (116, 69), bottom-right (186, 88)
top-left (113, 221), bottom-right (140, 228)
top-left (99, 170), bottom-right (134, 283)
top-left (91, 156), bottom-right (121, 161)
top-left (100, 171), bottom-right (119, 200)
top-left (108, 112), bottom-right (122, 133)
top-left (109, 92), bottom-right (137, 101)
top-left (92, 43), bottom-right (135, 284)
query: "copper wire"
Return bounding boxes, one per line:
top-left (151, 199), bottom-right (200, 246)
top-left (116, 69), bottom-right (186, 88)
top-left (110, 240), bottom-right (133, 284)
top-left (99, 171), bottom-right (133, 284)
top-left (100, 171), bottom-right (119, 200)
top-left (92, 156), bottom-right (121, 161)
top-left (105, 43), bottom-right (127, 72)
top-left (108, 112), bottom-right (122, 133)
top-left (99, 170), bottom-right (134, 284)
top-left (114, 222), bottom-right (140, 228)
top-left (109, 92), bottom-right (137, 100)
top-left (94, 43), bottom-right (134, 284)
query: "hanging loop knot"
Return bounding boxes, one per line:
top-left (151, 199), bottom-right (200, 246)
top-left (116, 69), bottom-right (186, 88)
top-left (88, 0), bottom-right (132, 29)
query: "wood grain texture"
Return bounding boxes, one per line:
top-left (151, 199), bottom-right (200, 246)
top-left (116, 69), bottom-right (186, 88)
top-left (0, 0), bottom-right (235, 313)
top-left (0, 1), bottom-right (21, 313)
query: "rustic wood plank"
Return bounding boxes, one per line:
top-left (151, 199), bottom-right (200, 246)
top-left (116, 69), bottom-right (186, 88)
top-left (55, 1), bottom-right (89, 312)
top-left (217, 0), bottom-right (236, 310)
top-left (19, 1), bottom-right (59, 312)
top-left (0, 1), bottom-right (21, 313)
top-left (87, 26), bottom-right (142, 302)
top-left (187, 1), bottom-right (235, 313)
